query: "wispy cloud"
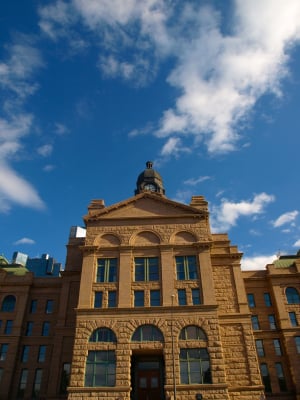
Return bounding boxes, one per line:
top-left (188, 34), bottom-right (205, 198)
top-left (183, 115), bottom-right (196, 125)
top-left (184, 176), bottom-right (212, 186)
top-left (272, 210), bottom-right (299, 228)
top-left (210, 192), bottom-right (275, 232)
top-left (37, 144), bottom-right (53, 157)
top-left (13, 237), bottom-right (36, 245)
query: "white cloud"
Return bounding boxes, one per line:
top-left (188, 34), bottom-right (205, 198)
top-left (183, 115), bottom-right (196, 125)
top-left (54, 123), bottom-right (69, 135)
top-left (13, 237), bottom-right (36, 245)
top-left (160, 137), bottom-right (190, 158)
top-left (0, 36), bottom-right (46, 213)
top-left (210, 192), bottom-right (275, 232)
top-left (241, 254), bottom-right (277, 271)
top-left (272, 210), bottom-right (299, 227)
top-left (37, 144), bottom-right (53, 157)
top-left (0, 163), bottom-right (45, 213)
top-left (39, 0), bottom-right (300, 156)
top-left (184, 176), bottom-right (212, 186)
top-left (0, 36), bottom-right (43, 99)
top-left (293, 239), bottom-right (300, 247)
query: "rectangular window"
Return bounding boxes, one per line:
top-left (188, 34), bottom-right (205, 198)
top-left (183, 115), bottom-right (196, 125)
top-left (134, 291), bottom-right (144, 307)
top-left (179, 348), bottom-right (211, 384)
top-left (42, 321), bottom-right (50, 336)
top-left (255, 339), bottom-right (265, 357)
top-left (176, 256), bottom-right (198, 280)
top-left (21, 345), bottom-right (30, 362)
top-left (134, 257), bottom-right (159, 281)
top-left (0, 344), bottom-right (8, 361)
top-left (25, 321), bottom-right (33, 336)
top-left (30, 300), bottom-right (38, 313)
top-left (264, 292), bottom-right (272, 306)
top-left (85, 350), bottom-right (116, 387)
top-left (247, 293), bottom-right (255, 308)
top-left (32, 369), bottom-right (43, 398)
top-left (18, 369), bottom-right (28, 398)
top-left (275, 362), bottom-right (287, 392)
top-left (268, 314), bottom-right (277, 330)
top-left (273, 339), bottom-right (282, 356)
top-left (178, 289), bottom-right (187, 306)
top-left (94, 292), bottom-right (103, 308)
top-left (295, 336), bottom-right (300, 353)
top-left (260, 363), bottom-right (272, 393)
top-left (45, 300), bottom-right (54, 314)
top-left (108, 291), bottom-right (117, 308)
top-left (38, 345), bottom-right (46, 362)
top-left (191, 288), bottom-right (201, 305)
top-left (96, 258), bottom-right (117, 282)
top-left (150, 290), bottom-right (160, 306)
top-left (251, 315), bottom-right (260, 330)
top-left (289, 312), bottom-right (298, 326)
top-left (60, 363), bottom-right (71, 394)
top-left (4, 320), bottom-right (13, 334)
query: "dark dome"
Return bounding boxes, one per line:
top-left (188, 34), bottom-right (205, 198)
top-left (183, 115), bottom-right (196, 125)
top-left (135, 161), bottom-right (165, 195)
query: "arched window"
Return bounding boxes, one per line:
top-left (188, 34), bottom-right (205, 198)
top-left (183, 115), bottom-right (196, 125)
top-left (179, 325), bottom-right (207, 341)
top-left (179, 325), bottom-right (212, 384)
top-left (131, 324), bottom-right (164, 342)
top-left (1, 295), bottom-right (16, 312)
top-left (286, 287), bottom-right (300, 304)
top-left (89, 328), bottom-right (117, 343)
top-left (85, 328), bottom-right (117, 387)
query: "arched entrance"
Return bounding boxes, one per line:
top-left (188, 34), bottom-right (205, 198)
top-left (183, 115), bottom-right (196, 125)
top-left (130, 324), bottom-right (165, 400)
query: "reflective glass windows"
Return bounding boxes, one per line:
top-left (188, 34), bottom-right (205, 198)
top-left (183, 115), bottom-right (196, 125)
top-left (286, 287), bottom-right (300, 304)
top-left (134, 257), bottom-right (159, 282)
top-left (176, 256), bottom-right (198, 280)
top-left (96, 258), bottom-right (117, 283)
top-left (134, 291), bottom-right (144, 307)
top-left (260, 363), bottom-right (272, 393)
top-left (150, 290), bottom-right (160, 306)
top-left (85, 350), bottom-right (116, 387)
top-left (178, 289), bottom-right (187, 305)
top-left (132, 325), bottom-right (164, 342)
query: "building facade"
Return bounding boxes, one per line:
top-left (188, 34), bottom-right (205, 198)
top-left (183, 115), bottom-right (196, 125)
top-left (0, 162), bottom-right (299, 400)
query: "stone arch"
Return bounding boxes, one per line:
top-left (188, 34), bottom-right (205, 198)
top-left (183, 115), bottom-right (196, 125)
top-left (79, 320), bottom-right (118, 342)
top-left (89, 327), bottom-right (117, 343)
top-left (130, 230), bottom-right (161, 246)
top-left (93, 233), bottom-right (121, 247)
top-left (170, 230), bottom-right (198, 244)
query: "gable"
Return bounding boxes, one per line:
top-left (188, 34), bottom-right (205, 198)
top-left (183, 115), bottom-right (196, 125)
top-left (84, 193), bottom-right (206, 222)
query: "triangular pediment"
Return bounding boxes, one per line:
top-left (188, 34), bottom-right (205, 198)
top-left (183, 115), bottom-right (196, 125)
top-left (84, 193), bottom-right (206, 222)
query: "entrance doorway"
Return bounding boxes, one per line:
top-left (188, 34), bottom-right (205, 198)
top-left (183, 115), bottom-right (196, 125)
top-left (131, 355), bottom-right (165, 400)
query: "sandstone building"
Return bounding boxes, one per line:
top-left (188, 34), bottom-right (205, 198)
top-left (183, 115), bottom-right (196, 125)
top-left (0, 162), bottom-right (299, 400)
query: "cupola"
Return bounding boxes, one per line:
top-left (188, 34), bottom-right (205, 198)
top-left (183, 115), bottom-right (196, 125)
top-left (135, 161), bottom-right (165, 195)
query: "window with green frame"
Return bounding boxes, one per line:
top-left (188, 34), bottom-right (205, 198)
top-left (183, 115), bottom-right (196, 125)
top-left (131, 324), bottom-right (164, 342)
top-left (179, 325), bottom-right (211, 384)
top-left (180, 348), bottom-right (211, 384)
top-left (85, 350), bottom-right (116, 387)
top-left (96, 258), bottom-right (117, 282)
top-left (176, 256), bottom-right (198, 280)
top-left (134, 257), bottom-right (159, 281)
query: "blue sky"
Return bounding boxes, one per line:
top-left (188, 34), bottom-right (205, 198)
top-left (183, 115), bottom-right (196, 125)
top-left (1, 0), bottom-right (300, 270)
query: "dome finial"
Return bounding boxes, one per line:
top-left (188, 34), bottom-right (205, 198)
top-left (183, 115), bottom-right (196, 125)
top-left (146, 161), bottom-right (153, 169)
